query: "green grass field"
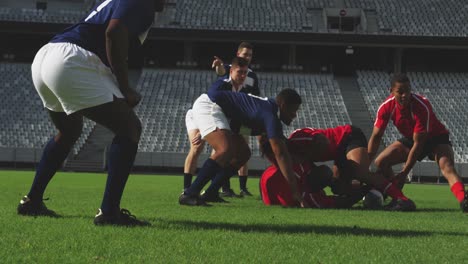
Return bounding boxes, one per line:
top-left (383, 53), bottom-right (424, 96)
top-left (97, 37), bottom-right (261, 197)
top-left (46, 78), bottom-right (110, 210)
top-left (1, 170), bottom-right (467, 263)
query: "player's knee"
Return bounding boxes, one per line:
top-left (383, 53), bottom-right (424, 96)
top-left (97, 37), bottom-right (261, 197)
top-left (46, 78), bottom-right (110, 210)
top-left (192, 143), bottom-right (205, 156)
top-left (213, 147), bottom-right (233, 165)
top-left (56, 123), bottom-right (83, 147)
top-left (123, 116), bottom-right (142, 143)
top-left (374, 155), bottom-right (388, 169)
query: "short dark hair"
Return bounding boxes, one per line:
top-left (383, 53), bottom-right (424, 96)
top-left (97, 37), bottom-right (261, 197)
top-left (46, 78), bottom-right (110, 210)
top-left (231, 57), bottom-right (250, 68)
top-left (391, 73), bottom-right (410, 87)
top-left (238, 42), bottom-right (253, 51)
top-left (276, 88), bottom-right (302, 106)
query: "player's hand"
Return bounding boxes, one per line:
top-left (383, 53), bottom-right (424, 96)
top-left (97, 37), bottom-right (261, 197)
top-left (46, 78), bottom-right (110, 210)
top-left (191, 132), bottom-right (202, 145)
top-left (123, 88), bottom-right (141, 107)
top-left (211, 56), bottom-right (224, 69)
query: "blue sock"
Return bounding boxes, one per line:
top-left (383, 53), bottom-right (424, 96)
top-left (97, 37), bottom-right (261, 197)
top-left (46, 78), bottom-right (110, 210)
top-left (100, 136), bottom-right (137, 215)
top-left (185, 159), bottom-right (221, 196)
top-left (28, 137), bottom-right (70, 200)
top-left (239, 176), bottom-right (248, 190)
top-left (204, 167), bottom-right (235, 197)
top-left (222, 176), bottom-right (231, 192)
top-left (183, 173), bottom-right (193, 189)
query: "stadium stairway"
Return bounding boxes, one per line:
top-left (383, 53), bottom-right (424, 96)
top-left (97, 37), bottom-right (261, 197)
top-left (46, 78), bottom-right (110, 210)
top-left (365, 10), bottom-right (379, 33)
top-left (335, 76), bottom-right (374, 139)
top-left (64, 124), bottom-right (112, 172)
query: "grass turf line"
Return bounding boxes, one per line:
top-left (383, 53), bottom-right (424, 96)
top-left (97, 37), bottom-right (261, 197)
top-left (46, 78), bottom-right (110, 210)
top-left (1, 170), bottom-right (467, 263)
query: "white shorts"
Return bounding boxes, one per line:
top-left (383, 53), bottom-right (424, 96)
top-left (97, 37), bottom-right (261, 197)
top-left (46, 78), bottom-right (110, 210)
top-left (185, 109), bottom-right (198, 133)
top-left (192, 94), bottom-right (230, 139)
top-left (31, 42), bottom-right (124, 114)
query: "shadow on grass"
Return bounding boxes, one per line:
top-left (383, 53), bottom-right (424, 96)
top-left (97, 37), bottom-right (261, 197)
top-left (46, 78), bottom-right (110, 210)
top-left (413, 208), bottom-right (460, 213)
top-left (156, 219), bottom-right (468, 238)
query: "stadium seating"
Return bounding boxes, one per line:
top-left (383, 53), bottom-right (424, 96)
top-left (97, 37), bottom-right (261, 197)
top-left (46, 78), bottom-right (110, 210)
top-left (356, 70), bottom-right (468, 163)
top-left (345, 0), bottom-right (468, 36)
top-left (135, 69), bottom-right (350, 156)
top-left (1, 0), bottom-right (467, 36)
top-left (0, 63), bottom-right (95, 155)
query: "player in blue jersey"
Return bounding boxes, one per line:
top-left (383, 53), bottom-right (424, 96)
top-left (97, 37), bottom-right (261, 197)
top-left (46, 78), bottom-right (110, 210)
top-left (179, 57), bottom-right (304, 206)
top-left (183, 42), bottom-right (259, 197)
top-left (17, 0), bottom-right (165, 226)
top-left (212, 42), bottom-right (259, 197)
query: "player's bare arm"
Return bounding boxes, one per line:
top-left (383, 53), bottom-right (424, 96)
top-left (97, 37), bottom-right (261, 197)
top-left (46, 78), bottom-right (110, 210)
top-left (398, 132), bottom-right (427, 179)
top-left (269, 137), bottom-right (305, 206)
top-left (368, 126), bottom-right (384, 162)
top-left (212, 56), bottom-right (226, 76)
top-left (106, 19), bottom-right (140, 107)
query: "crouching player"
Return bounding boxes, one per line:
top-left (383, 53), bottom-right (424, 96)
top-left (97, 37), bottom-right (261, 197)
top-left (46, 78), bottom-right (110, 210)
top-left (281, 125), bottom-right (416, 211)
top-left (368, 74), bottom-right (467, 213)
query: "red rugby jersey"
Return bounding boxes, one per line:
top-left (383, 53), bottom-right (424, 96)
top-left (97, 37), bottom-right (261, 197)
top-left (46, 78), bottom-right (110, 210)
top-left (374, 93), bottom-right (448, 138)
top-left (288, 125), bottom-right (353, 162)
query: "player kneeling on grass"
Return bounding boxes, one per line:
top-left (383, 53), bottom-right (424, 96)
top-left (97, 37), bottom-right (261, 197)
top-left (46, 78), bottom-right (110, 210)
top-left (368, 74), bottom-right (467, 213)
top-left (179, 57), bottom-right (304, 206)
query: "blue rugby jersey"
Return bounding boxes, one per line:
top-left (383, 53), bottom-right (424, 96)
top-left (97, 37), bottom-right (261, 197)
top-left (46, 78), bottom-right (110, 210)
top-left (222, 64), bottom-right (260, 95)
top-left (207, 79), bottom-right (283, 139)
top-left (50, 0), bottom-right (155, 66)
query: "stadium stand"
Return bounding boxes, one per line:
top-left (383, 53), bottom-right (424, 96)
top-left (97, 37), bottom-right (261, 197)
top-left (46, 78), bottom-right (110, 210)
top-left (345, 0), bottom-right (468, 36)
top-left (356, 70), bottom-right (468, 163)
top-left (0, 63), bottom-right (95, 156)
top-left (1, 0), bottom-right (467, 36)
top-left (135, 69), bottom-right (350, 156)
top-left (0, 0), bottom-right (86, 24)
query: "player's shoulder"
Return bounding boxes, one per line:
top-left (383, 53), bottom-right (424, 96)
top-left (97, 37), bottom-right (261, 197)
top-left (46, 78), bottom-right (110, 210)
top-left (411, 93), bottom-right (432, 111)
top-left (377, 95), bottom-right (395, 111)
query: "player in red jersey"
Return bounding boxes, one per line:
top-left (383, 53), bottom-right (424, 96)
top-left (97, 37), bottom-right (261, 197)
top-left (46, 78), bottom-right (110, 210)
top-left (368, 74), bottom-right (467, 213)
top-left (286, 125), bottom-right (416, 211)
top-left (260, 162), bottom-right (367, 208)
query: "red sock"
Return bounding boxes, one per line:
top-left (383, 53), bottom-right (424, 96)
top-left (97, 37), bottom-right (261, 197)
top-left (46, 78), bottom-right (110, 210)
top-left (450, 181), bottom-right (465, 203)
top-left (380, 180), bottom-right (408, 201)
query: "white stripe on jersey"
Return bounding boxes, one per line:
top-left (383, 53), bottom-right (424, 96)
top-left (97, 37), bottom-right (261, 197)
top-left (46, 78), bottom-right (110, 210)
top-left (374, 97), bottom-right (395, 126)
top-left (411, 94), bottom-right (431, 132)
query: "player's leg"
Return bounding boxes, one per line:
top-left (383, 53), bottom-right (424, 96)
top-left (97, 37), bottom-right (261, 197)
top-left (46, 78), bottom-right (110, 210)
top-left (238, 135), bottom-right (252, 196)
top-left (18, 111), bottom-right (83, 217)
top-left (374, 140), bottom-right (409, 182)
top-left (433, 144), bottom-right (467, 212)
top-left (18, 44), bottom-right (84, 216)
top-left (182, 128), bottom-right (233, 202)
top-left (180, 94), bottom-right (234, 205)
top-left (183, 128), bottom-right (205, 190)
top-left (79, 98), bottom-right (148, 225)
top-left (347, 147), bottom-right (412, 206)
top-left (201, 133), bottom-right (250, 201)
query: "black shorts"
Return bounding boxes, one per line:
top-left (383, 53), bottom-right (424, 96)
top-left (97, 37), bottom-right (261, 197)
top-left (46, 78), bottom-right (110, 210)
top-left (335, 126), bottom-right (368, 169)
top-left (398, 133), bottom-right (451, 161)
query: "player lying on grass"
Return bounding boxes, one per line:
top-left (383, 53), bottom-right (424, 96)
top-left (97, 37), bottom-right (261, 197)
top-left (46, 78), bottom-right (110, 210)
top-left (262, 125), bottom-right (416, 211)
top-left (179, 57), bottom-right (303, 206)
top-left (368, 73), bottom-right (467, 213)
top-left (260, 159), bottom-right (369, 208)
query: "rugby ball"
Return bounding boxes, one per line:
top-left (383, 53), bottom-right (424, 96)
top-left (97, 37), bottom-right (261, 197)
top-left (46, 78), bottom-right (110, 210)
top-left (363, 189), bottom-right (384, 209)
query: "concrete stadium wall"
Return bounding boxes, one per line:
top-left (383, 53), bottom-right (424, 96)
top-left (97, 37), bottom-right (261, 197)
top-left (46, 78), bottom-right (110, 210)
top-left (2, 147), bottom-right (468, 178)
